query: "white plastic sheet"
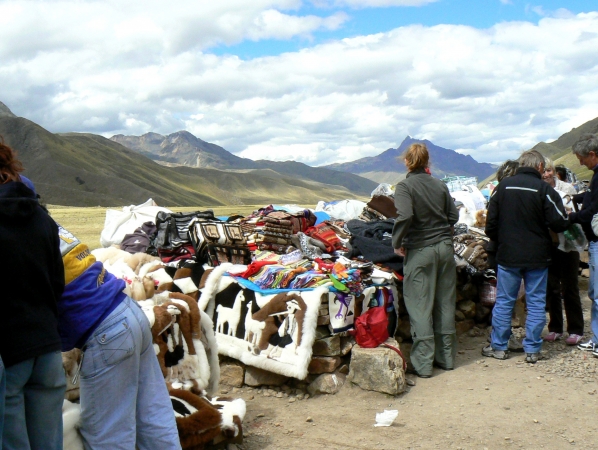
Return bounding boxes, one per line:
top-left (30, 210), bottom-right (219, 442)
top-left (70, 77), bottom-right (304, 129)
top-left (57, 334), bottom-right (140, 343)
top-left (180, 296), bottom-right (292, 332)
top-left (99, 198), bottom-right (171, 247)
top-left (315, 199), bottom-right (367, 221)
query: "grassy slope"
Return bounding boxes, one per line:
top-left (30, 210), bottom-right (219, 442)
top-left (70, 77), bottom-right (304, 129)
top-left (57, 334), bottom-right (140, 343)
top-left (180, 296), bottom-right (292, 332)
top-left (1, 116), bottom-right (366, 207)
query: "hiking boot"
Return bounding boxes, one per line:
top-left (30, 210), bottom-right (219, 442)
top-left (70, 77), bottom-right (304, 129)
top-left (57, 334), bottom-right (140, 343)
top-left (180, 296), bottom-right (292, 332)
top-left (578, 341), bottom-right (597, 352)
top-left (565, 334), bottom-right (583, 346)
top-left (525, 352), bottom-right (543, 364)
top-left (508, 335), bottom-right (524, 352)
top-left (543, 332), bottom-right (562, 342)
top-left (481, 344), bottom-right (509, 360)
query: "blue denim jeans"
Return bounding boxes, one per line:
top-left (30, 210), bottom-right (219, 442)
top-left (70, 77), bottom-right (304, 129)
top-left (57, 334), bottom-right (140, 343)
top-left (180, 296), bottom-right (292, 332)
top-left (79, 296), bottom-right (181, 450)
top-left (491, 265), bottom-right (548, 353)
top-left (587, 241), bottom-right (598, 343)
top-left (2, 351), bottom-right (66, 450)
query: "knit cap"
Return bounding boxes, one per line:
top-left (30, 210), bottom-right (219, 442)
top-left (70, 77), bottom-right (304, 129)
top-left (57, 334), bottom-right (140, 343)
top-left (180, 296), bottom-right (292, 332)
top-left (58, 225), bottom-right (96, 284)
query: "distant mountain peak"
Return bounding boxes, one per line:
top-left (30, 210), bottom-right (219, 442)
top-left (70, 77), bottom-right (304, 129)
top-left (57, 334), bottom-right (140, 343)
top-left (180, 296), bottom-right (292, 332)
top-left (0, 101), bottom-right (16, 118)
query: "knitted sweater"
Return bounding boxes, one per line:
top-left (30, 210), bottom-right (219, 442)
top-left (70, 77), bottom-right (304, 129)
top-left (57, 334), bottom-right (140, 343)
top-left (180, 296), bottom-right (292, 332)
top-left (0, 181), bottom-right (65, 367)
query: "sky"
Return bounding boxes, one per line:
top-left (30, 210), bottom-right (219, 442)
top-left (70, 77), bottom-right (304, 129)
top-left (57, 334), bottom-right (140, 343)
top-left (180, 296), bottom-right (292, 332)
top-left (1, 0), bottom-right (597, 166)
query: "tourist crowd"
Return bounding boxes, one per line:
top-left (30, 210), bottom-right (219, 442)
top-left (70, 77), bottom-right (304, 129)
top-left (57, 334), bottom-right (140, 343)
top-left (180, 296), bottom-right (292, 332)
top-left (2, 132), bottom-right (598, 447)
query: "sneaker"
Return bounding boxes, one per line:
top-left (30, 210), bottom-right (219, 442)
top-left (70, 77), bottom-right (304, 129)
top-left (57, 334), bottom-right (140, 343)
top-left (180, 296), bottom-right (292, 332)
top-left (565, 334), bottom-right (583, 346)
top-left (481, 344), bottom-right (509, 360)
top-left (543, 332), bottom-right (563, 342)
top-left (525, 352), bottom-right (544, 364)
top-left (578, 341), bottom-right (597, 352)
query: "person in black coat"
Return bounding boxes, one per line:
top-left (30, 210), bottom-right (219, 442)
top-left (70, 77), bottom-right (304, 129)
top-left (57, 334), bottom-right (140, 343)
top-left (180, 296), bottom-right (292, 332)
top-left (483, 150), bottom-right (569, 364)
top-left (0, 136), bottom-right (66, 449)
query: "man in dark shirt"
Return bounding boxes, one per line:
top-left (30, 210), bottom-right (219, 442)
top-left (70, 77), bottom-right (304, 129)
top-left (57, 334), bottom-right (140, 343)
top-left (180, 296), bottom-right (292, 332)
top-left (569, 133), bottom-right (598, 356)
top-left (483, 150), bottom-right (569, 363)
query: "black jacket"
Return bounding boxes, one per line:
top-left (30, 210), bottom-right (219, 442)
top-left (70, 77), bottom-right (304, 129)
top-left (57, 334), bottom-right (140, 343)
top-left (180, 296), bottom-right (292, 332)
top-left (485, 167), bottom-right (570, 269)
top-left (0, 181), bottom-right (65, 367)
top-left (569, 166), bottom-right (598, 242)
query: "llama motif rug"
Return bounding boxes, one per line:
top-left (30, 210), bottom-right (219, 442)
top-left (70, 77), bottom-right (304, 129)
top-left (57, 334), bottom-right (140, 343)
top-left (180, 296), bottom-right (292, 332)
top-left (199, 264), bottom-right (326, 380)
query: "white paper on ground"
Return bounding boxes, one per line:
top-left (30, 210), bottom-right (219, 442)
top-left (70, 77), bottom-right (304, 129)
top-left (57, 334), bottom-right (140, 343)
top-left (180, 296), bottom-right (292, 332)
top-left (374, 409), bottom-right (399, 427)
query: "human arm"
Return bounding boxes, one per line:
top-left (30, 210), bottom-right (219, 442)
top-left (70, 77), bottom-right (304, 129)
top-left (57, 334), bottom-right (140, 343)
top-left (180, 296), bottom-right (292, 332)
top-left (544, 185), bottom-right (570, 233)
top-left (391, 182), bottom-right (413, 250)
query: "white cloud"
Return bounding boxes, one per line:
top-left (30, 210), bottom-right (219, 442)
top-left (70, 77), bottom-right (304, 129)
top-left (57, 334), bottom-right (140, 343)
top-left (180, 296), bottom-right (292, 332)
top-left (311, 0), bottom-right (437, 7)
top-left (1, 2), bottom-right (598, 167)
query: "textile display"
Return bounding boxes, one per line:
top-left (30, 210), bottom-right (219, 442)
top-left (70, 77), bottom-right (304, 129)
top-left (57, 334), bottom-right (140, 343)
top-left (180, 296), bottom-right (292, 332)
top-left (199, 264), bottom-right (326, 379)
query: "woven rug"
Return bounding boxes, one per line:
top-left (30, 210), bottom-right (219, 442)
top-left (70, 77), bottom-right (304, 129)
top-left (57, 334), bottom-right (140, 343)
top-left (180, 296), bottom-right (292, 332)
top-left (199, 263), bottom-right (326, 379)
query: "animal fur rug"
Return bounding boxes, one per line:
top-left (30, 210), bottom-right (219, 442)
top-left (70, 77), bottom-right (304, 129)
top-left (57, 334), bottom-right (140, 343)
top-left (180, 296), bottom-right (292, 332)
top-left (199, 263), bottom-right (326, 379)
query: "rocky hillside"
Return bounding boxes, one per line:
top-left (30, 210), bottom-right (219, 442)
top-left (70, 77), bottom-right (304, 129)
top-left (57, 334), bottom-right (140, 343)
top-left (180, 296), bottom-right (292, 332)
top-left (323, 136), bottom-right (497, 183)
top-left (0, 104), bottom-right (366, 207)
top-left (111, 131), bottom-right (377, 196)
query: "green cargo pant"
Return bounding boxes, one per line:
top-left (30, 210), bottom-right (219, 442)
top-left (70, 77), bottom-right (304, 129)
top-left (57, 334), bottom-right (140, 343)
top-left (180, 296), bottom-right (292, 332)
top-left (403, 239), bottom-right (457, 376)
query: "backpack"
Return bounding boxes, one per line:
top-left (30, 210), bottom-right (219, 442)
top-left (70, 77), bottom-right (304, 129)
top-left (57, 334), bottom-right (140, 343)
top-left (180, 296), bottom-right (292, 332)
top-left (120, 222), bottom-right (157, 254)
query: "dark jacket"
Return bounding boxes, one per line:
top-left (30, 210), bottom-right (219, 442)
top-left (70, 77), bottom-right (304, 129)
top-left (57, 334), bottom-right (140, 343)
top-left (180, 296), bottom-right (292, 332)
top-left (392, 168), bottom-right (459, 250)
top-left (0, 181), bottom-right (65, 367)
top-left (485, 167), bottom-right (570, 269)
top-left (569, 166), bottom-right (598, 242)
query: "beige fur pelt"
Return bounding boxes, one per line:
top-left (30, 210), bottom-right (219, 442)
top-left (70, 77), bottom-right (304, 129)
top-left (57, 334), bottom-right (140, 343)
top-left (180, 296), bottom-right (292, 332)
top-left (474, 209), bottom-right (488, 228)
top-left (91, 247), bottom-right (160, 273)
top-left (62, 349), bottom-right (82, 402)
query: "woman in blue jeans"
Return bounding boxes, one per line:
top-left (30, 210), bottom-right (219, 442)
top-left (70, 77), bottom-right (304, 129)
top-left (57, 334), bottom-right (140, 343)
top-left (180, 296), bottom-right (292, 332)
top-left (57, 224), bottom-right (181, 450)
top-left (0, 138), bottom-right (66, 450)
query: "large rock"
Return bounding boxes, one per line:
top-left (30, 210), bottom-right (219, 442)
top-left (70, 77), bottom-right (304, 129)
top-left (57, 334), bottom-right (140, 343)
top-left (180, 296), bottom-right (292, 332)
top-left (511, 294), bottom-right (527, 327)
top-left (340, 336), bottom-right (355, 356)
top-left (244, 366), bottom-right (288, 387)
top-left (317, 315), bottom-right (330, 326)
top-left (457, 300), bottom-right (476, 319)
top-left (219, 362), bottom-right (245, 387)
top-left (315, 326), bottom-right (332, 340)
top-left (455, 319), bottom-right (475, 335)
top-left (307, 372), bottom-right (346, 396)
top-left (395, 316), bottom-right (411, 341)
top-left (308, 356), bottom-right (341, 374)
top-left (349, 338), bottom-right (406, 395)
top-left (312, 335), bottom-right (341, 356)
top-left (475, 304), bottom-right (491, 323)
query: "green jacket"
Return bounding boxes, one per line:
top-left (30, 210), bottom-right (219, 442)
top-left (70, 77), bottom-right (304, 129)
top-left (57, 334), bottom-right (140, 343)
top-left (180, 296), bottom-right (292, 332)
top-left (392, 168), bottom-right (459, 250)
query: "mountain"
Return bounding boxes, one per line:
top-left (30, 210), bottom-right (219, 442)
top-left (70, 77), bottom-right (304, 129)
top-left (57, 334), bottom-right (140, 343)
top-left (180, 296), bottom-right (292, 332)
top-left (323, 136), bottom-right (497, 183)
top-left (538, 116), bottom-right (598, 182)
top-left (0, 104), bottom-right (366, 207)
top-left (111, 131), bottom-right (377, 196)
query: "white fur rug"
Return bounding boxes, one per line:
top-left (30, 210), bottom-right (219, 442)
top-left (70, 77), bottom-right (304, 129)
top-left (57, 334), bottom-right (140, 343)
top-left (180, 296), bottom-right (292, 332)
top-left (199, 264), bottom-right (326, 380)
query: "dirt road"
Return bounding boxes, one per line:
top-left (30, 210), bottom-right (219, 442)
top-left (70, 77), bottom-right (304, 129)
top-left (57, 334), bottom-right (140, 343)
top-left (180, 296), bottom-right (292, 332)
top-left (229, 281), bottom-right (598, 450)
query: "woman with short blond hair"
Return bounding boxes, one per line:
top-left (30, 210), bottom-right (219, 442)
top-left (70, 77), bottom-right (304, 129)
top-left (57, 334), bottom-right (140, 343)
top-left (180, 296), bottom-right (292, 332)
top-left (392, 143), bottom-right (459, 377)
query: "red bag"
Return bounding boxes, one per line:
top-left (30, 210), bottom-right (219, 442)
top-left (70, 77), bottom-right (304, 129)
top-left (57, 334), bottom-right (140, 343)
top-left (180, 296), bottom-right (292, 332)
top-left (350, 306), bottom-right (407, 371)
top-left (351, 306), bottom-right (389, 348)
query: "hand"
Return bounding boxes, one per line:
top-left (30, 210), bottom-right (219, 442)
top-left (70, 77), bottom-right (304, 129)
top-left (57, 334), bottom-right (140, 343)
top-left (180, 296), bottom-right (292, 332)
top-left (394, 247), bottom-right (406, 257)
